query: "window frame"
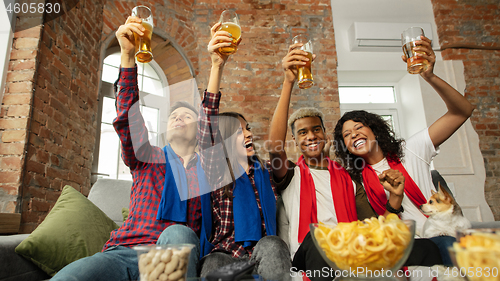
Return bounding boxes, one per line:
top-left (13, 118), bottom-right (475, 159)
top-left (339, 83), bottom-right (403, 137)
top-left (92, 48), bottom-right (170, 181)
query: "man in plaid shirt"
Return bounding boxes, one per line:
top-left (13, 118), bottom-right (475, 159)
top-left (52, 16), bottom-right (211, 281)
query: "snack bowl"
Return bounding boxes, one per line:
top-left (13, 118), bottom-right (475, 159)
top-left (448, 229), bottom-right (500, 281)
top-left (456, 228), bottom-right (500, 242)
top-left (310, 215), bottom-right (415, 277)
top-left (134, 244), bottom-right (194, 281)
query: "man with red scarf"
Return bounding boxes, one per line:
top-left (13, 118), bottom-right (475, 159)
top-left (268, 42), bottom-right (406, 280)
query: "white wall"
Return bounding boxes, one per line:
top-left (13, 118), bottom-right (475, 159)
top-left (331, 0), bottom-right (440, 72)
top-left (0, 0), bottom-right (16, 105)
top-left (397, 74), bottom-right (426, 139)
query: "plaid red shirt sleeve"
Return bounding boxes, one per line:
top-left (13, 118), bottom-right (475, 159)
top-left (197, 90), bottom-right (225, 188)
top-left (112, 66), bottom-right (163, 169)
top-left (103, 66), bottom-right (201, 251)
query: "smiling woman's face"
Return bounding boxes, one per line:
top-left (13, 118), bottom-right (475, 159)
top-left (235, 117), bottom-right (255, 160)
top-left (341, 120), bottom-right (379, 159)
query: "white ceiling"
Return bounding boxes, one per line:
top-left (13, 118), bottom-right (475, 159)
top-left (330, 0), bottom-right (440, 82)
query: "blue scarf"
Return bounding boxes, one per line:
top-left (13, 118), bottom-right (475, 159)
top-left (157, 145), bottom-right (213, 258)
top-left (233, 157), bottom-right (276, 247)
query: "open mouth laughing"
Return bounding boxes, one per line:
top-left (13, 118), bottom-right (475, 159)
top-left (245, 140), bottom-right (253, 151)
top-left (353, 138), bottom-right (367, 150)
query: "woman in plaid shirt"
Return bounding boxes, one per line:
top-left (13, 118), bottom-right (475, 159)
top-left (196, 23), bottom-right (291, 279)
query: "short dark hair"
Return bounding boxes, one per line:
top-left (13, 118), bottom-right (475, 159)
top-left (288, 107), bottom-right (325, 136)
top-left (169, 101), bottom-right (198, 117)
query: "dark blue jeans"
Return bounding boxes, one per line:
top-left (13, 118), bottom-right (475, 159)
top-left (51, 225), bottom-right (200, 281)
top-left (429, 235), bottom-right (456, 266)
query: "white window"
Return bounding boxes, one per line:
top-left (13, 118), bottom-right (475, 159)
top-left (339, 85), bottom-right (402, 137)
top-left (0, 0), bottom-right (16, 105)
top-left (94, 52), bottom-right (170, 180)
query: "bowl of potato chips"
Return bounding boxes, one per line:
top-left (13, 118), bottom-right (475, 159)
top-left (448, 229), bottom-right (500, 281)
top-left (310, 214), bottom-right (415, 276)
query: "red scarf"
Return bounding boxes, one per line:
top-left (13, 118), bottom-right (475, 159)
top-left (362, 158), bottom-right (427, 216)
top-left (297, 156), bottom-right (357, 243)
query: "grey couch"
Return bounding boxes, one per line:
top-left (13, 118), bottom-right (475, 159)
top-left (0, 179), bottom-right (133, 281)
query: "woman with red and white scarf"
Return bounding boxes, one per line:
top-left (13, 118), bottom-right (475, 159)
top-left (333, 36), bottom-right (474, 267)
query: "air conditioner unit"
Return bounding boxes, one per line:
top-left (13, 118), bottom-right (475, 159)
top-left (348, 22), bottom-right (433, 52)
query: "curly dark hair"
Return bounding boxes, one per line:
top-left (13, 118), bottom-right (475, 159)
top-left (333, 110), bottom-right (404, 182)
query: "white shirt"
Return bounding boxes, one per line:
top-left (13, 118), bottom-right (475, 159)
top-left (279, 165), bottom-right (356, 259)
top-left (370, 128), bottom-right (438, 237)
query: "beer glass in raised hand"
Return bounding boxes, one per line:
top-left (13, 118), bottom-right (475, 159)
top-left (401, 27), bottom-right (429, 74)
top-left (132, 6), bottom-right (154, 63)
top-left (292, 35), bottom-right (314, 89)
top-left (217, 10), bottom-right (241, 55)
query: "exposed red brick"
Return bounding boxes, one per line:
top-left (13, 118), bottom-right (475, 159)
top-left (0, 171), bottom-right (21, 184)
top-left (6, 105), bottom-right (30, 117)
top-left (8, 81), bottom-right (32, 93)
top-left (432, 0), bottom-right (500, 219)
top-left (0, 143), bottom-right (25, 155)
top-left (0, 156), bottom-right (23, 170)
top-left (0, 118), bottom-right (28, 129)
top-left (14, 38), bottom-right (39, 49)
top-left (1, 130), bottom-right (27, 143)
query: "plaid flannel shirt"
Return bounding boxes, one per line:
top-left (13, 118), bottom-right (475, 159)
top-left (198, 90), bottom-right (277, 258)
top-left (103, 66), bottom-right (201, 251)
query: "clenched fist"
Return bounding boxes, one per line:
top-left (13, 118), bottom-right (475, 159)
top-left (379, 169), bottom-right (405, 197)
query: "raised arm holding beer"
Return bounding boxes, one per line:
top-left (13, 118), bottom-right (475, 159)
top-left (197, 19), bottom-right (291, 280)
top-left (116, 16), bottom-right (145, 67)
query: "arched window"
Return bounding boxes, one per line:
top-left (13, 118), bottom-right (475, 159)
top-left (94, 50), bottom-right (170, 181)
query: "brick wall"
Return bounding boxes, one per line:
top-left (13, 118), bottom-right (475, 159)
top-left (431, 0), bottom-right (500, 219)
top-left (103, 0), bottom-right (339, 160)
top-left (0, 0), bottom-right (105, 232)
top-left (191, 0), bottom-right (339, 161)
top-left (0, 14), bottom-right (41, 216)
top-left (0, 0), bottom-right (356, 232)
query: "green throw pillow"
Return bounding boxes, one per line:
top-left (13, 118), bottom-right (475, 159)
top-left (15, 185), bottom-right (119, 276)
top-left (122, 207), bottom-right (129, 222)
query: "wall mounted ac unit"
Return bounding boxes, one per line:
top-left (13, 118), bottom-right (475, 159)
top-left (348, 22), bottom-right (433, 52)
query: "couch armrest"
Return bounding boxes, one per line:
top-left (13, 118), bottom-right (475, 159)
top-left (88, 179), bottom-right (132, 227)
top-left (0, 234), bottom-right (50, 281)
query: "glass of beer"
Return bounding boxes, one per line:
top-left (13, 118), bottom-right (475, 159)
top-left (401, 27), bottom-right (429, 74)
top-left (132, 6), bottom-right (154, 63)
top-left (292, 35), bottom-right (314, 89)
top-left (217, 10), bottom-right (241, 55)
